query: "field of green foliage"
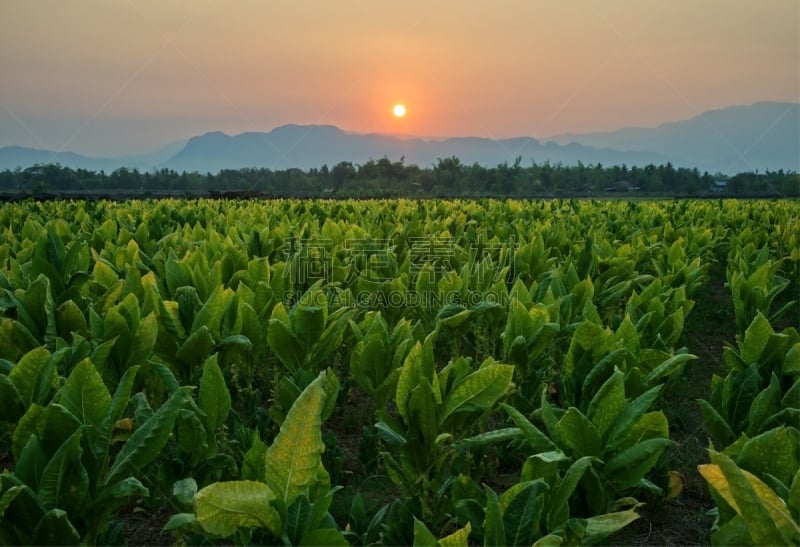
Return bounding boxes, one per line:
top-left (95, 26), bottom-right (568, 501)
top-left (0, 198), bottom-right (797, 546)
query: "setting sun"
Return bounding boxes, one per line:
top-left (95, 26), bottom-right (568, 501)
top-left (392, 103), bottom-right (406, 118)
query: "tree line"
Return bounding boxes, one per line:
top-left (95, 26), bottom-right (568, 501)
top-left (0, 157), bottom-right (797, 198)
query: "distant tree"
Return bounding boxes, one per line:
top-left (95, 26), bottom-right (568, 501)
top-left (331, 161), bottom-right (356, 190)
top-left (2, 156), bottom-right (795, 199)
top-left (433, 156), bottom-right (462, 189)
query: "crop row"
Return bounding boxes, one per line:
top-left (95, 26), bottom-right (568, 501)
top-left (0, 198), bottom-right (797, 545)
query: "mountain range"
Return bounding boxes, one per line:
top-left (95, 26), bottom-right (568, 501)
top-left (0, 102), bottom-right (797, 174)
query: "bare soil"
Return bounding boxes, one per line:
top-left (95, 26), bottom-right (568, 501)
top-left (612, 263), bottom-right (736, 546)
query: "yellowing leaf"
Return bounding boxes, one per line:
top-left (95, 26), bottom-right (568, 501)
top-left (699, 451), bottom-right (800, 545)
top-left (439, 364), bottom-right (514, 426)
top-left (264, 371), bottom-right (329, 505)
top-left (438, 521), bottom-right (471, 546)
top-left (586, 368), bottom-right (625, 438)
top-left (667, 470), bottom-right (686, 499)
top-left (195, 480), bottom-right (280, 537)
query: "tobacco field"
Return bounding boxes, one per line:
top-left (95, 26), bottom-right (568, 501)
top-left (0, 198), bottom-right (797, 546)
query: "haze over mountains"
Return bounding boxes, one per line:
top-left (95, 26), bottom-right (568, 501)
top-left (163, 125), bottom-right (672, 173)
top-left (0, 102), bottom-right (797, 175)
top-left (548, 102), bottom-right (799, 174)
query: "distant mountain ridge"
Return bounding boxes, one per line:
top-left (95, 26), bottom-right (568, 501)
top-left (164, 124), bottom-right (670, 173)
top-left (548, 101), bottom-right (799, 173)
top-left (0, 102), bottom-right (796, 174)
top-left (0, 139), bottom-right (186, 172)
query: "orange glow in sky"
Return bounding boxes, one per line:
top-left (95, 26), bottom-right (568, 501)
top-left (0, 0), bottom-right (797, 155)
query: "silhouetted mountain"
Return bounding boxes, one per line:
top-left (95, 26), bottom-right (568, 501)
top-left (0, 102), bottom-right (796, 174)
top-left (549, 102), bottom-right (799, 174)
top-left (0, 140), bottom-right (186, 172)
top-left (0, 146), bottom-right (119, 171)
top-left (163, 124), bottom-right (670, 172)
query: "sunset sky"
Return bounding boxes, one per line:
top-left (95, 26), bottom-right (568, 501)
top-left (1, 0), bottom-right (798, 156)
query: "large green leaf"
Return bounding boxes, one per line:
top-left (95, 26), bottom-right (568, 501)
top-left (55, 300), bottom-right (88, 340)
top-left (195, 480), bottom-right (281, 537)
top-left (198, 354), bottom-right (231, 434)
top-left (128, 312), bottom-right (158, 367)
top-left (241, 433), bottom-right (268, 481)
top-left (615, 315), bottom-right (640, 356)
top-left (285, 494), bottom-right (312, 546)
top-left (697, 399), bottom-right (735, 448)
top-left (788, 469), bottom-right (800, 517)
top-left (375, 421), bottom-right (407, 447)
top-left (527, 322), bottom-right (560, 363)
top-left (784, 344), bottom-right (800, 375)
top-left (13, 404), bottom-right (81, 462)
top-left (740, 313), bottom-right (773, 364)
top-left (176, 408), bottom-right (208, 457)
top-left (0, 375), bottom-right (23, 422)
top-left (409, 378), bottom-right (439, 448)
top-left (736, 426), bottom-right (799, 487)
top-left (0, 480), bottom-right (44, 544)
top-left (15, 435), bottom-right (47, 493)
top-left (396, 342), bottom-right (425, 423)
top-left (93, 260), bottom-right (120, 291)
top-left (294, 305), bottom-right (325, 351)
top-left (439, 364), bottom-right (513, 426)
top-left (606, 385), bottom-right (663, 451)
top-left (191, 285), bottom-right (230, 337)
top-left (309, 308), bottom-right (354, 369)
top-left (642, 352), bottom-right (696, 387)
top-left (351, 336), bottom-right (385, 395)
top-left (105, 386), bottom-right (192, 486)
top-left (59, 359), bottom-right (110, 429)
top-left (579, 349), bottom-right (626, 408)
top-left (267, 317), bottom-right (303, 372)
top-left (586, 368), bottom-right (625, 438)
top-left (521, 451), bottom-right (569, 485)
top-left (176, 326), bottom-right (216, 366)
top-left (565, 321), bottom-right (609, 379)
top-left (746, 375), bottom-right (781, 437)
top-left (501, 403), bottom-right (557, 452)
top-left (38, 430), bottom-right (89, 517)
top-left (604, 438), bottom-right (673, 489)
top-left (504, 299), bottom-right (534, 354)
top-left (32, 508), bottom-right (80, 546)
top-left (547, 456), bottom-right (594, 530)
top-left (92, 365), bottom-right (139, 465)
top-left (12, 404), bottom-right (45, 461)
top-left (9, 347), bottom-right (55, 408)
top-left (457, 428), bottom-right (524, 450)
top-left (437, 305), bottom-right (471, 328)
top-left (503, 480), bottom-right (548, 546)
top-left (412, 517), bottom-right (437, 546)
top-left (264, 371), bottom-right (330, 505)
top-left (581, 505), bottom-right (641, 543)
top-left (483, 485), bottom-right (505, 547)
top-left (554, 408), bottom-right (601, 458)
top-left (20, 275), bottom-right (58, 349)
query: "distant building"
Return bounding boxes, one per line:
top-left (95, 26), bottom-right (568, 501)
top-left (711, 180), bottom-right (728, 192)
top-left (606, 180), bottom-right (638, 192)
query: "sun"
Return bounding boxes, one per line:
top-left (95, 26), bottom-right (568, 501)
top-left (392, 103), bottom-right (406, 118)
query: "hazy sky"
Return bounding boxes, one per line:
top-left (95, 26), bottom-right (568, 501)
top-left (1, 1), bottom-right (798, 156)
